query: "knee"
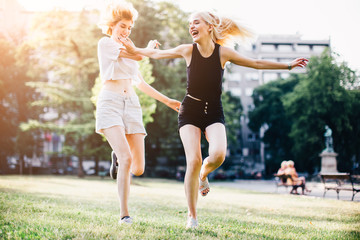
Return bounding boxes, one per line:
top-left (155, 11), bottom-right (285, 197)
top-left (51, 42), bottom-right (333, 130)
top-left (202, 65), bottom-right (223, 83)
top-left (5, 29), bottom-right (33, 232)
top-left (209, 149), bottom-right (226, 164)
top-left (131, 166), bottom-right (144, 176)
top-left (186, 158), bottom-right (202, 172)
top-left (118, 155), bottom-right (132, 172)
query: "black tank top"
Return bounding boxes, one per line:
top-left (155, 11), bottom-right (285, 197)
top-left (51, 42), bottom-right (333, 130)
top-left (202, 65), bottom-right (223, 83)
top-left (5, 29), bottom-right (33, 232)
top-left (186, 43), bottom-right (224, 101)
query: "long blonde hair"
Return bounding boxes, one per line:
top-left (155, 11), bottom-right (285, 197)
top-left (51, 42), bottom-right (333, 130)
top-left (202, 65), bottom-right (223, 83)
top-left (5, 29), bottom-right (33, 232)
top-left (98, 1), bottom-right (138, 36)
top-left (190, 11), bottom-right (252, 46)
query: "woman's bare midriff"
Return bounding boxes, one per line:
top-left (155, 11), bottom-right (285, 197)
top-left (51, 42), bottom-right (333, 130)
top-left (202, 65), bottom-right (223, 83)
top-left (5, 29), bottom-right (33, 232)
top-left (103, 79), bottom-right (136, 96)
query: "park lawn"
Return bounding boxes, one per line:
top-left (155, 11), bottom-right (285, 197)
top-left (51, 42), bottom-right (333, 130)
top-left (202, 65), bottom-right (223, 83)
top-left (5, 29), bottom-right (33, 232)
top-left (0, 176), bottom-right (359, 240)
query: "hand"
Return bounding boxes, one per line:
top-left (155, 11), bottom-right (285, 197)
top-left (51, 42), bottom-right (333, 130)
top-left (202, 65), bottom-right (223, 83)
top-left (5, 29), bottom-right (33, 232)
top-left (167, 99), bottom-right (181, 112)
top-left (118, 37), bottom-right (136, 54)
top-left (289, 58), bottom-right (309, 69)
top-left (146, 40), bottom-right (161, 49)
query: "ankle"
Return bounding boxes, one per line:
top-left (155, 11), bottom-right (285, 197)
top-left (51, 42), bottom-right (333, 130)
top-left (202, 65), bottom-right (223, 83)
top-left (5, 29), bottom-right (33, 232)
top-left (199, 172), bottom-right (206, 182)
top-left (188, 214), bottom-right (197, 220)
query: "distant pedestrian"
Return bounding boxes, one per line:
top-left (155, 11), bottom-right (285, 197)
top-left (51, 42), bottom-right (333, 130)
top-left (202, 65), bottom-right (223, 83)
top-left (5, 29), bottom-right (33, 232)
top-left (121, 10), bottom-right (308, 228)
top-left (96, 0), bottom-right (180, 224)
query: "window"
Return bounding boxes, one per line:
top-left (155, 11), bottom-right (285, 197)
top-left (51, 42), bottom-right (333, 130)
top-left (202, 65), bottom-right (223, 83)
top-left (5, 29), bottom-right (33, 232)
top-left (226, 72), bottom-right (241, 81)
top-left (227, 80), bottom-right (240, 87)
top-left (245, 72), bottom-right (259, 81)
top-left (279, 58), bottom-right (293, 63)
top-left (242, 148), bottom-right (249, 156)
top-left (248, 133), bottom-right (256, 142)
top-left (245, 88), bottom-right (253, 96)
top-left (263, 73), bottom-right (278, 83)
top-left (261, 44), bottom-right (276, 52)
top-left (230, 88), bottom-right (241, 97)
top-left (297, 44), bottom-right (310, 53)
top-left (278, 44), bottom-right (293, 52)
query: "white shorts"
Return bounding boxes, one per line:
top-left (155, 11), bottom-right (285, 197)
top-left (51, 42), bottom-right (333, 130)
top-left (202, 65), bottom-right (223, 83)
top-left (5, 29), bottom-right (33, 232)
top-left (95, 89), bottom-right (146, 135)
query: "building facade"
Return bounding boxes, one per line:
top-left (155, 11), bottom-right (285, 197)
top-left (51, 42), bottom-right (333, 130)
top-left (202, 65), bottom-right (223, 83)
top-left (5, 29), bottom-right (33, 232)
top-left (223, 34), bottom-right (330, 175)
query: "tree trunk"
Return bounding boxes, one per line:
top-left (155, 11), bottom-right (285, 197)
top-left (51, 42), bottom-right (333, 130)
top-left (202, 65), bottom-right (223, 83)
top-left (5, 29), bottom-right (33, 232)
top-left (77, 138), bottom-right (85, 178)
top-left (0, 155), bottom-right (8, 174)
top-left (77, 155), bottom-right (85, 178)
top-left (19, 154), bottom-right (24, 175)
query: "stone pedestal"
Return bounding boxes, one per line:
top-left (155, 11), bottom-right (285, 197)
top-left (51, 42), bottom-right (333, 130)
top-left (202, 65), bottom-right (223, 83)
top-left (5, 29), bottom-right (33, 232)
top-left (319, 151), bottom-right (338, 173)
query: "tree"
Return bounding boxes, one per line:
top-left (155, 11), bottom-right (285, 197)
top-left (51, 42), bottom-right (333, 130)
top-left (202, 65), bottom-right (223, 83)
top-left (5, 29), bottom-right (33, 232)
top-left (21, 10), bottom-right (103, 177)
top-left (0, 36), bottom-right (41, 174)
top-left (0, 39), bottom-right (17, 172)
top-left (22, 8), bottom-right (161, 177)
top-left (248, 75), bottom-right (302, 174)
top-left (221, 91), bottom-right (242, 156)
top-left (283, 50), bottom-right (358, 173)
top-left (348, 90), bottom-right (360, 170)
top-left (249, 50), bottom-right (359, 174)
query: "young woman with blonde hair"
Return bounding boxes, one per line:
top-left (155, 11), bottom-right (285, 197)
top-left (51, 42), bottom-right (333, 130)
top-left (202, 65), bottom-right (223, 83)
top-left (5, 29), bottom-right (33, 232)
top-left (121, 11), bottom-right (308, 228)
top-left (96, 1), bottom-right (181, 224)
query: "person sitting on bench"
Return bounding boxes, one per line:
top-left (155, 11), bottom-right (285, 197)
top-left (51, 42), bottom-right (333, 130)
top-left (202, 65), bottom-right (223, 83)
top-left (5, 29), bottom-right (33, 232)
top-left (276, 161), bottom-right (289, 185)
top-left (285, 160), bottom-right (311, 194)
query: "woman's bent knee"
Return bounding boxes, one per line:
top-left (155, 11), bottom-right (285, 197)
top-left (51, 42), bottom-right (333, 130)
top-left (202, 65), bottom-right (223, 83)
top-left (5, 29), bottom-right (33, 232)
top-left (210, 149), bottom-right (226, 163)
top-left (131, 167), bottom-right (144, 176)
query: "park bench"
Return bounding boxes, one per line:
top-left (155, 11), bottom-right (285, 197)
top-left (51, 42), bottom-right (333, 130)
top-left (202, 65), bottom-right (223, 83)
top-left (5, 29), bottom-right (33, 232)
top-left (274, 174), bottom-right (305, 194)
top-left (320, 173), bottom-right (360, 201)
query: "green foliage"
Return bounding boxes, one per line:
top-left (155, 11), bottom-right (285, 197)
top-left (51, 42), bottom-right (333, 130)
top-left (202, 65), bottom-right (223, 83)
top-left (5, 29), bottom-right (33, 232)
top-left (249, 50), bottom-right (360, 174)
top-left (283, 50), bottom-right (358, 172)
top-left (21, 10), bottom-right (104, 176)
top-left (136, 58), bottom-right (157, 125)
top-left (249, 75), bottom-right (302, 174)
top-left (0, 39), bottom-right (17, 159)
top-left (222, 91), bottom-right (242, 155)
top-left (0, 37), bottom-right (41, 171)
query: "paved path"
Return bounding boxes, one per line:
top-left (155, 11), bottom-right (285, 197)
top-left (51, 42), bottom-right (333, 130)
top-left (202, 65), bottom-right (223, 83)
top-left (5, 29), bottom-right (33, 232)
top-left (211, 179), bottom-right (359, 202)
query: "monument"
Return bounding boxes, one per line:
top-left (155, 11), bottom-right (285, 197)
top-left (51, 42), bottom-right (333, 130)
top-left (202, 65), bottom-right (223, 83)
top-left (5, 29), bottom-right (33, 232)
top-left (319, 125), bottom-right (338, 173)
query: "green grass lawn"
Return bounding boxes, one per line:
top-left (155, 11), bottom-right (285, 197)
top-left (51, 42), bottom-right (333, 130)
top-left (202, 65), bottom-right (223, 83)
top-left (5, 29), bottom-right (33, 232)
top-left (0, 176), bottom-right (359, 240)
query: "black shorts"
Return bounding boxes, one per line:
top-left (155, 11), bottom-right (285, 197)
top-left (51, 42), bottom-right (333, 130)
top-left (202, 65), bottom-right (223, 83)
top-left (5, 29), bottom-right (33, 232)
top-left (178, 95), bottom-right (225, 132)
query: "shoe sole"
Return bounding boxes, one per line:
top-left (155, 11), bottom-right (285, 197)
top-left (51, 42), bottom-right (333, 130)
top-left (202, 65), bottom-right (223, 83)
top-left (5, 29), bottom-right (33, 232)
top-left (110, 151), bottom-right (118, 179)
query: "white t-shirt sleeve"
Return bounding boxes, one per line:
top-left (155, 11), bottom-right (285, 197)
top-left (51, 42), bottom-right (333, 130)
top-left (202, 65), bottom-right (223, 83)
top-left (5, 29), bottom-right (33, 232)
top-left (97, 37), bottom-right (141, 84)
top-left (99, 37), bottom-right (121, 61)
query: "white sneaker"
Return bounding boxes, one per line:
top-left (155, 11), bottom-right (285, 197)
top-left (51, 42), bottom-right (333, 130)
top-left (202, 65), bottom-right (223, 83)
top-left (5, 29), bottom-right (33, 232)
top-left (119, 216), bottom-right (133, 224)
top-left (186, 217), bottom-right (198, 229)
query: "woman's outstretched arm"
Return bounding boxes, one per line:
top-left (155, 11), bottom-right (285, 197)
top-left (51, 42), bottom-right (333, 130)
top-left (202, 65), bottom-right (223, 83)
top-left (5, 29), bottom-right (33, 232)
top-left (221, 46), bottom-right (308, 70)
top-left (120, 37), bottom-right (192, 60)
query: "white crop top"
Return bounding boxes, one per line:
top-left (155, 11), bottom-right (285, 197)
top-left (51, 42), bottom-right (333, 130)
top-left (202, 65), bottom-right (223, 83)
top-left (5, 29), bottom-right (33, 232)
top-left (97, 37), bottom-right (141, 85)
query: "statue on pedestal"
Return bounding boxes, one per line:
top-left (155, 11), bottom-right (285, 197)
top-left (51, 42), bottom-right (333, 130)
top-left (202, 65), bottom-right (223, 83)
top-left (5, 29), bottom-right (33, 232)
top-left (320, 125), bottom-right (338, 173)
top-left (324, 125), bottom-right (334, 153)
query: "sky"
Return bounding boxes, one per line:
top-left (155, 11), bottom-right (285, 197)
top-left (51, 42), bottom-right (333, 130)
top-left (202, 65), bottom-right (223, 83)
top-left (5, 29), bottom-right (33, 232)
top-left (18, 0), bottom-right (360, 71)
